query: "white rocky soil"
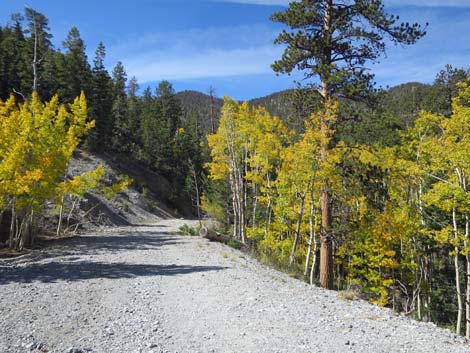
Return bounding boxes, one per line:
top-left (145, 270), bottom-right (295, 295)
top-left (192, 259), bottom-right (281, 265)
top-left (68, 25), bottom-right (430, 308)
top-left (0, 219), bottom-right (468, 353)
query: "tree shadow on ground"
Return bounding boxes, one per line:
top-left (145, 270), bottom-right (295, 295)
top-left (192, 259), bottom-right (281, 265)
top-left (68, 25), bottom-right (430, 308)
top-left (45, 231), bottom-right (182, 254)
top-left (0, 261), bottom-right (227, 285)
top-left (1, 230), bottom-right (185, 265)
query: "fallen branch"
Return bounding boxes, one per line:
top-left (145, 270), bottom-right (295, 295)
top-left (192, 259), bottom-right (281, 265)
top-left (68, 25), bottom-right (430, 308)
top-left (199, 227), bottom-right (231, 244)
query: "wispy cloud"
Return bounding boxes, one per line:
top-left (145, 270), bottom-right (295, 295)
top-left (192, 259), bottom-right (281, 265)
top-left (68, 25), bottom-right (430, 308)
top-left (213, 0), bottom-right (290, 5)
top-left (216, 0), bottom-right (470, 8)
top-left (108, 24), bottom-right (282, 83)
top-left (104, 1), bottom-right (470, 93)
top-left (385, 0), bottom-right (470, 8)
top-left (123, 46), bottom-right (281, 82)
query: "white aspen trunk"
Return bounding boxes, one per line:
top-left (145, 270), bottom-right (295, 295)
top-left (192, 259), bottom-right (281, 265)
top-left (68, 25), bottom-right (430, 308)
top-left (417, 294), bottom-right (422, 321)
top-left (241, 149), bottom-right (248, 244)
top-left (305, 195), bottom-right (315, 277)
top-left (9, 200), bottom-right (16, 249)
top-left (462, 170), bottom-right (470, 338)
top-left (265, 173), bottom-right (272, 236)
top-left (457, 168), bottom-right (469, 338)
top-left (56, 197), bottom-right (64, 237)
top-left (453, 208), bottom-right (463, 335)
top-left (66, 198), bottom-right (79, 230)
top-left (290, 191), bottom-right (306, 266)
top-left (417, 180), bottom-right (429, 320)
top-left (224, 112), bottom-right (242, 241)
top-left (465, 213), bottom-right (470, 339)
top-left (424, 247), bottom-right (431, 322)
top-left (229, 173), bottom-right (239, 239)
top-left (252, 183), bottom-right (258, 228)
top-left (310, 219), bottom-right (318, 286)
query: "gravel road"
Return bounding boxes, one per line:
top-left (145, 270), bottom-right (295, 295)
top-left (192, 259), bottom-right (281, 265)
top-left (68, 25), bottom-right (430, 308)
top-left (0, 219), bottom-right (468, 353)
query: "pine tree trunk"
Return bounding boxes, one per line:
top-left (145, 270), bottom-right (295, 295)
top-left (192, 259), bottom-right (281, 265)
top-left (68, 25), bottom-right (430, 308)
top-left (320, 187), bottom-right (333, 289)
top-left (318, 0), bottom-right (334, 290)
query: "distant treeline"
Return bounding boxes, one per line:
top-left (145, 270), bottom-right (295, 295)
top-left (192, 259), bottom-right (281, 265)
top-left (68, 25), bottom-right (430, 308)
top-left (0, 7), bottom-right (207, 214)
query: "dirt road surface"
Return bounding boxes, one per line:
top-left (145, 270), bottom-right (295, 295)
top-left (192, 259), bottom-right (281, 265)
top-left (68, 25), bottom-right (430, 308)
top-left (0, 219), bottom-right (468, 353)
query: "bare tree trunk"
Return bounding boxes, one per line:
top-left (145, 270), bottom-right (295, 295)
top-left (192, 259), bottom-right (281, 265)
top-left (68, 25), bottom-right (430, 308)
top-left (66, 198), bottom-right (79, 230)
top-left (453, 208), bottom-right (463, 335)
top-left (208, 86), bottom-right (216, 134)
top-left (32, 11), bottom-right (39, 92)
top-left (18, 210), bottom-right (35, 250)
top-left (189, 161), bottom-right (201, 225)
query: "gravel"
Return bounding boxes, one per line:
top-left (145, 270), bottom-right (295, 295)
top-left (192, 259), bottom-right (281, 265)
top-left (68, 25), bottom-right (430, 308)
top-left (0, 219), bottom-right (468, 353)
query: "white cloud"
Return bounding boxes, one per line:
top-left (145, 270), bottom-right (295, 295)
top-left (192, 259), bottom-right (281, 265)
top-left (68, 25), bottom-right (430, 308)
top-left (109, 25), bottom-right (283, 82)
top-left (122, 46), bottom-right (281, 82)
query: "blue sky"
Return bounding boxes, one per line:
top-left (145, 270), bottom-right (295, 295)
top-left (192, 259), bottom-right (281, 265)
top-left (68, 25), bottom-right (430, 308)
top-left (2, 0), bottom-right (470, 100)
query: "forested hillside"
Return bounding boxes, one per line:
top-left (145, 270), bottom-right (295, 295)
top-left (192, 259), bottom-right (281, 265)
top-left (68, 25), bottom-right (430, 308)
top-left (2, 3), bottom-right (470, 341)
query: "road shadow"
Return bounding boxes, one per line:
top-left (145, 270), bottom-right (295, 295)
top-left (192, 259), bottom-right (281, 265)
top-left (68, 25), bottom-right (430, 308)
top-left (0, 261), bottom-right (227, 285)
top-left (2, 230), bottom-right (184, 265)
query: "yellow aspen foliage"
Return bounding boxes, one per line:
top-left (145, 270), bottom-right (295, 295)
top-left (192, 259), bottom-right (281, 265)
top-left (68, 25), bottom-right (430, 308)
top-left (206, 97), bottom-right (290, 243)
top-left (0, 92), bottom-right (95, 250)
top-left (101, 176), bottom-right (133, 200)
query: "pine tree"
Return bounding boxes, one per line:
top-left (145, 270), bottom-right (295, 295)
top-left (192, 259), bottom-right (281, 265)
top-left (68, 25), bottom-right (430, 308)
top-left (61, 27), bottom-right (92, 103)
top-left (87, 42), bottom-right (113, 150)
top-left (110, 61), bottom-right (129, 151)
top-left (126, 76), bottom-right (142, 151)
top-left (271, 0), bottom-right (427, 289)
top-left (0, 15), bottom-right (29, 99)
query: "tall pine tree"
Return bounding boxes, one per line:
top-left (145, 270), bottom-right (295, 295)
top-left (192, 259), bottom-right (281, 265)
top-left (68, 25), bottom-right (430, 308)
top-left (87, 42), bottom-right (113, 150)
top-left (271, 0), bottom-right (426, 289)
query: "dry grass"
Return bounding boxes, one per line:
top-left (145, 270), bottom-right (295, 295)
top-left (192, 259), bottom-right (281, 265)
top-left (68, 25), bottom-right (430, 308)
top-left (338, 290), bottom-right (357, 301)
